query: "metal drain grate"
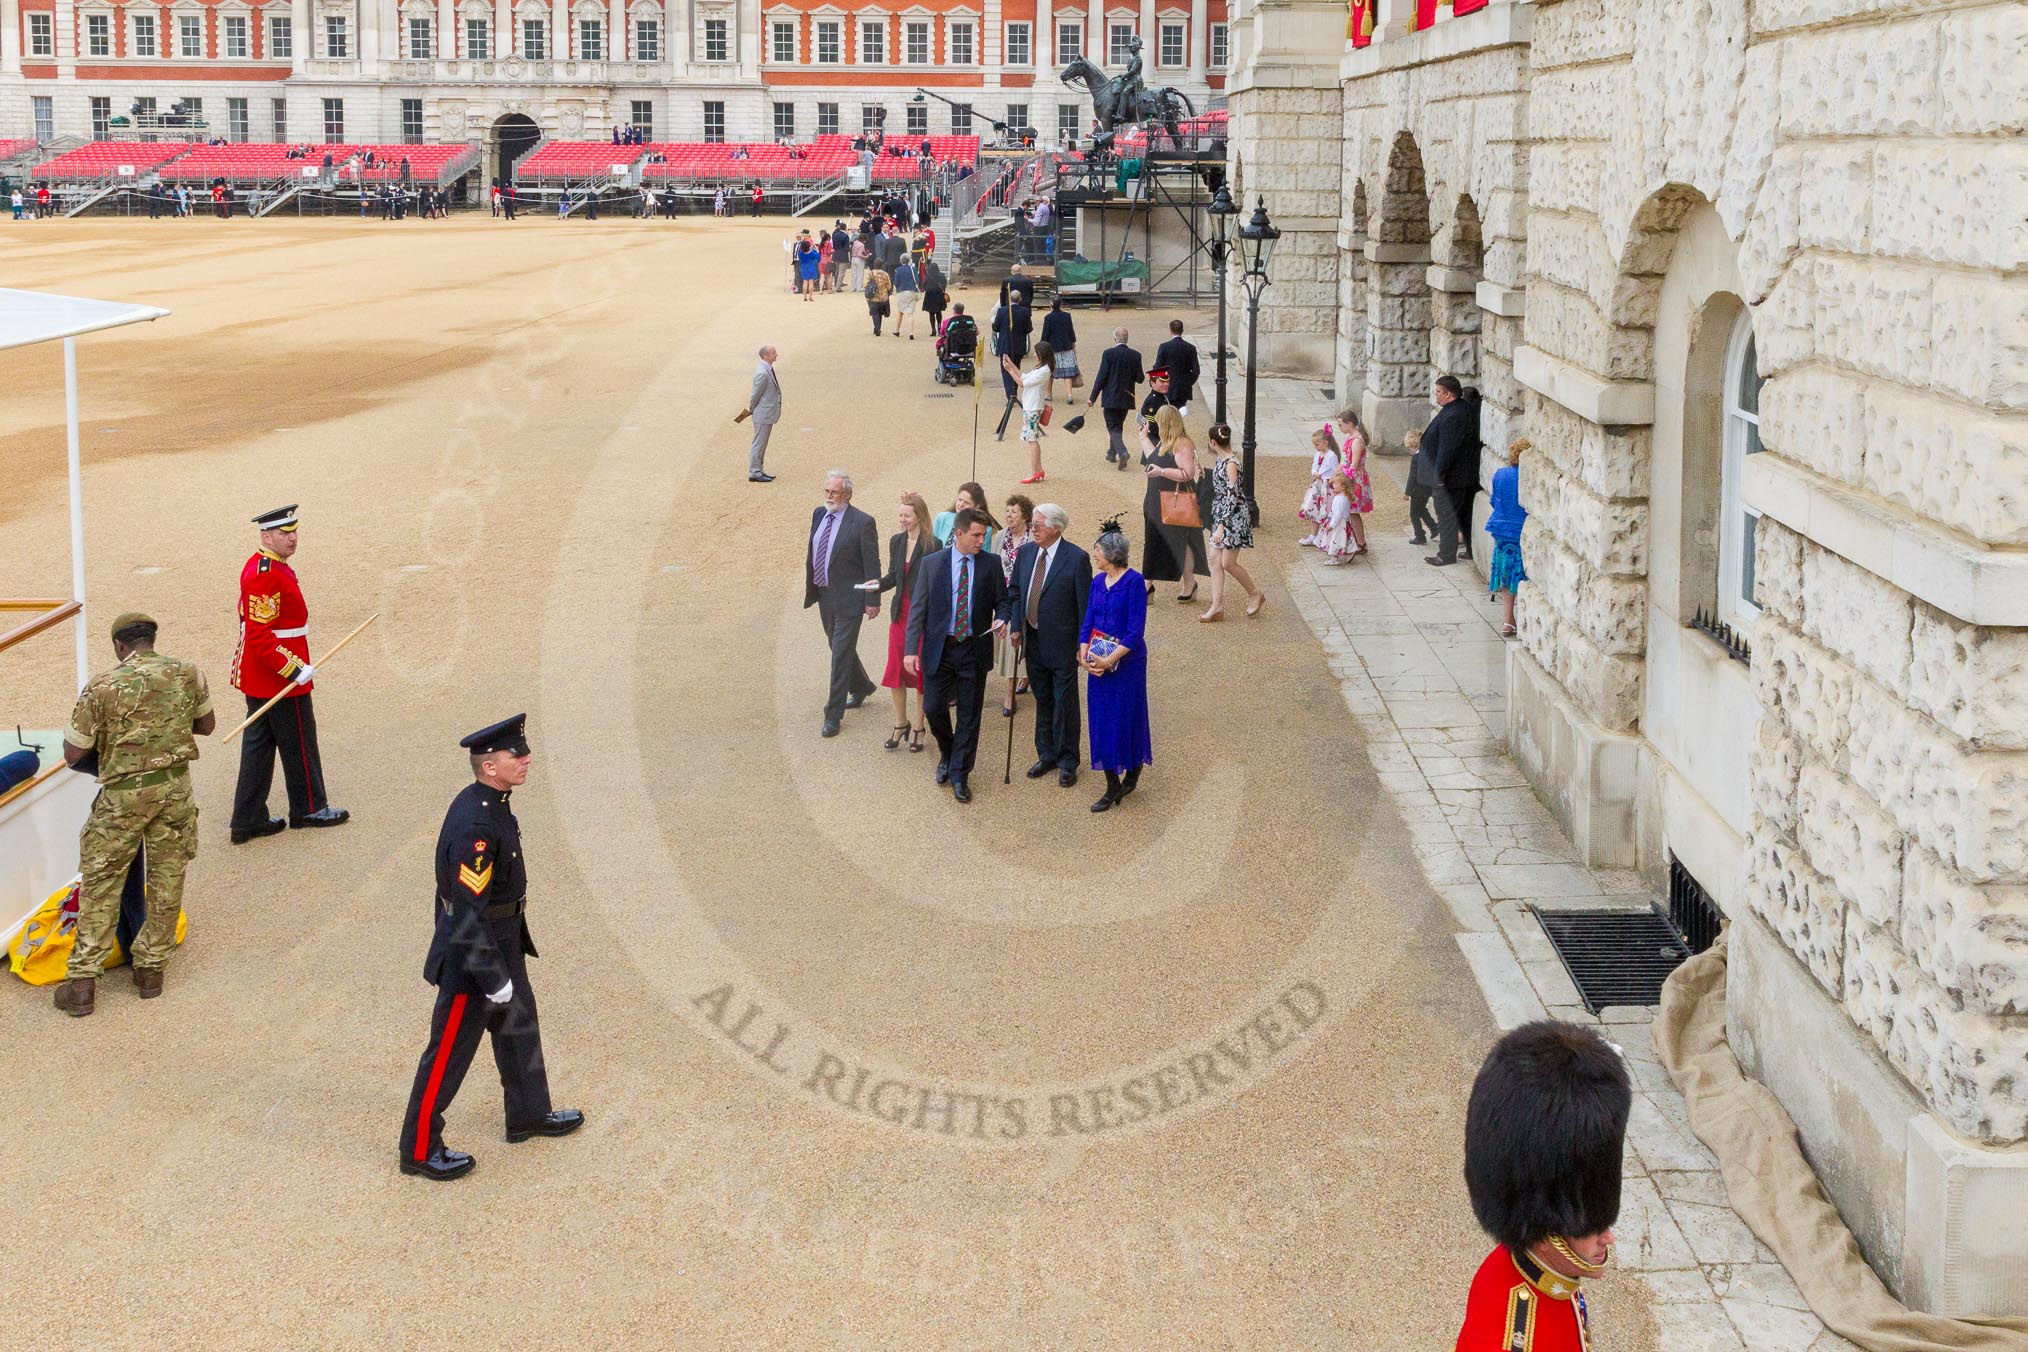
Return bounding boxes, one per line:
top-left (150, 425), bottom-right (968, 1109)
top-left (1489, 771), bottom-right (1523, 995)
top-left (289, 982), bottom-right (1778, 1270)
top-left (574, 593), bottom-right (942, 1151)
top-left (1530, 908), bottom-right (1693, 1015)
top-left (1668, 854), bottom-right (1725, 955)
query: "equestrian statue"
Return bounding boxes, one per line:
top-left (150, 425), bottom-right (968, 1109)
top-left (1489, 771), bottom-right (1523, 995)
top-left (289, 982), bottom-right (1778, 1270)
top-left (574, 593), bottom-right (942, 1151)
top-left (1061, 38), bottom-right (1195, 152)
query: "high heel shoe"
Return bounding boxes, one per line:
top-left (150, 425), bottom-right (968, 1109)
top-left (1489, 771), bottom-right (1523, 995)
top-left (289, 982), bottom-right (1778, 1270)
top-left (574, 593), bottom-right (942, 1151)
top-left (1197, 609), bottom-right (1223, 623)
top-left (1246, 592), bottom-right (1268, 617)
top-left (884, 723), bottom-right (909, 750)
top-left (908, 724), bottom-right (926, 752)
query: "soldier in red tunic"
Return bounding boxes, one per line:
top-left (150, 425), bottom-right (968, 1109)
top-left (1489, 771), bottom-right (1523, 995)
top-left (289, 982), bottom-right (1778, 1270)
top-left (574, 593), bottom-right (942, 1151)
top-left (227, 505), bottom-right (349, 842)
top-left (1455, 1021), bottom-right (1631, 1352)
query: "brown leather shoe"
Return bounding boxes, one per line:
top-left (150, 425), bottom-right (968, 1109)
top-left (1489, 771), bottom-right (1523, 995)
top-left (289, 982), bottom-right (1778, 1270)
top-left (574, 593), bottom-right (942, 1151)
top-left (134, 967), bottom-right (164, 999)
top-left (54, 977), bottom-right (96, 1017)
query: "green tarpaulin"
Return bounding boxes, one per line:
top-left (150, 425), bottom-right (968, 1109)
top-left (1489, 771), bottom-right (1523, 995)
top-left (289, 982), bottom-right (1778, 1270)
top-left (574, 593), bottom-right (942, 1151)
top-left (1056, 258), bottom-right (1152, 289)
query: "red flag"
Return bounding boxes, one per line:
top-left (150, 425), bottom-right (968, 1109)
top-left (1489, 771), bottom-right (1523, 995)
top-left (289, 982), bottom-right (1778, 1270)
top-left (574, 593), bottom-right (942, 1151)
top-left (1413, 0), bottom-right (1438, 28)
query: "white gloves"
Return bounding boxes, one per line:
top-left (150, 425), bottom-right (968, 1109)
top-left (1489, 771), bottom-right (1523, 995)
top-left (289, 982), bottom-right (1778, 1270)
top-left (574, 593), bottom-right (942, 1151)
top-left (293, 664), bottom-right (315, 686)
top-left (486, 980), bottom-right (514, 1005)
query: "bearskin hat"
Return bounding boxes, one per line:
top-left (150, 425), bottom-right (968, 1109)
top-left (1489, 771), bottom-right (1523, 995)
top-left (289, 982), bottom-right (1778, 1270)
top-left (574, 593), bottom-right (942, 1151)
top-left (1463, 1020), bottom-right (1632, 1253)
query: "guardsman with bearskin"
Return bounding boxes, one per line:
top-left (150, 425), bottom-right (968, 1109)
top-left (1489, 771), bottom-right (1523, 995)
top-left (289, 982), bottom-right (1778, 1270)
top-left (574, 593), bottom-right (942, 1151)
top-left (1455, 1020), bottom-right (1632, 1351)
top-left (398, 715), bottom-right (582, 1180)
top-left (227, 504), bottom-right (348, 843)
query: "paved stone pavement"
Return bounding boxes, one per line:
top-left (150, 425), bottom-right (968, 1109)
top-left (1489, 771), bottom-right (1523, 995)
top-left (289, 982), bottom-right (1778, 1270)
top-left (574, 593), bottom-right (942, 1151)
top-left (1251, 377), bottom-right (1864, 1352)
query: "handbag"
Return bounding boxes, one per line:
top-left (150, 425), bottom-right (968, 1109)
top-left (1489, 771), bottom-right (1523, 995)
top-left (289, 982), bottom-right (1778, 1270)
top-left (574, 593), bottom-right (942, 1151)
top-left (1071, 372), bottom-right (1085, 389)
top-left (1040, 402), bottom-right (1053, 427)
top-left (1160, 472), bottom-right (1203, 529)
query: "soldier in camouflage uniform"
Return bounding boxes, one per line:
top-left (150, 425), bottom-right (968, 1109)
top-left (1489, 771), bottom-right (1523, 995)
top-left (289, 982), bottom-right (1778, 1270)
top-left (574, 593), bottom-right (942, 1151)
top-left (53, 612), bottom-right (216, 1017)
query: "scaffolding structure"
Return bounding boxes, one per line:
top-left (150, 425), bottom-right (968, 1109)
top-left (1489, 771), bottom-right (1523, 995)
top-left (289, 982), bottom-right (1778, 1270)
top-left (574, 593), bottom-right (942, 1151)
top-left (1052, 147), bottom-right (1226, 307)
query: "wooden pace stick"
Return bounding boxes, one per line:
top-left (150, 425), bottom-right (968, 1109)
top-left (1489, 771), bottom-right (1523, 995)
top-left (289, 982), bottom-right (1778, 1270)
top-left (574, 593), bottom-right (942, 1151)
top-left (223, 612), bottom-right (380, 744)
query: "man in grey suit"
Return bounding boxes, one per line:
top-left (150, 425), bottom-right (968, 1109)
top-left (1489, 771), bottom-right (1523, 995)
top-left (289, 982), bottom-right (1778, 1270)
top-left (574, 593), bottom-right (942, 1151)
top-left (804, 470), bottom-right (883, 737)
top-left (734, 345), bottom-right (782, 483)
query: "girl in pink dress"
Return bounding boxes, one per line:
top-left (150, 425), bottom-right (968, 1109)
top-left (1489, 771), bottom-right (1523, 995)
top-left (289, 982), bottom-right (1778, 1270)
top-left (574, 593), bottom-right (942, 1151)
top-left (1298, 426), bottom-right (1341, 545)
top-left (1332, 407), bottom-right (1373, 556)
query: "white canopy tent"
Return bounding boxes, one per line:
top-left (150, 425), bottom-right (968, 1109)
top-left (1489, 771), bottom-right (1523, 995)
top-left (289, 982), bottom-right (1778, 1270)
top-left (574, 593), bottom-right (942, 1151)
top-left (0, 288), bottom-right (170, 687)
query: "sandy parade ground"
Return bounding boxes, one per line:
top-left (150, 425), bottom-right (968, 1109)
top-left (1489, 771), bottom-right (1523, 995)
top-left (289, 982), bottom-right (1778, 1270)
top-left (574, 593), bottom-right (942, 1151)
top-left (0, 217), bottom-right (1658, 1349)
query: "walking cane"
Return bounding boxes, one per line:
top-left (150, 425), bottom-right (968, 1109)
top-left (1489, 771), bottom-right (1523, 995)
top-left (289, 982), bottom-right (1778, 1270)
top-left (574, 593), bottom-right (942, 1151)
top-left (224, 612), bottom-right (380, 744)
top-left (1004, 625), bottom-right (1024, 785)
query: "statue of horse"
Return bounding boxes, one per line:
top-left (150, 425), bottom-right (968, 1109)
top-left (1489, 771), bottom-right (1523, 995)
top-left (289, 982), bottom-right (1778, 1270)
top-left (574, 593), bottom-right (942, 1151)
top-left (1061, 50), bottom-right (1196, 151)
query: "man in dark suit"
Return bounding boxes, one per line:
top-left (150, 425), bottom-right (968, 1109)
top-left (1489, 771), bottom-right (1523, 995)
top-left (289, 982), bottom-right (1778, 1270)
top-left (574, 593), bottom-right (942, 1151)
top-left (1002, 503), bottom-right (1093, 786)
top-left (804, 471), bottom-right (883, 735)
top-left (1086, 327), bottom-right (1144, 468)
top-left (904, 509), bottom-right (1009, 803)
top-left (1155, 320), bottom-right (1201, 416)
top-left (1421, 375), bottom-right (1479, 566)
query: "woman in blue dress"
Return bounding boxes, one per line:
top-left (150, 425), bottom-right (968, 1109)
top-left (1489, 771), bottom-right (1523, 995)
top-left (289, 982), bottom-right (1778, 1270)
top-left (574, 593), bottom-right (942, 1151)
top-left (1080, 517), bottom-right (1153, 813)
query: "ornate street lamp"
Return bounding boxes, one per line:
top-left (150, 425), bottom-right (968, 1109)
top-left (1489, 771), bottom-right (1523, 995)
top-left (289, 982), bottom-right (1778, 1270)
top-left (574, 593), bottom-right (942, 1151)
top-left (1206, 182), bottom-right (1237, 427)
top-left (1236, 197), bottom-right (1281, 516)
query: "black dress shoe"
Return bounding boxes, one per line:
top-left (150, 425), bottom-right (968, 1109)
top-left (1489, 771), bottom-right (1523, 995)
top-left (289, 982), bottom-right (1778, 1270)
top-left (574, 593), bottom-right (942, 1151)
top-left (1425, 555), bottom-right (1457, 567)
top-left (1119, 769), bottom-right (1140, 798)
top-left (230, 817), bottom-right (286, 844)
top-left (399, 1146), bottom-right (475, 1180)
top-left (1059, 767), bottom-right (1079, 788)
top-left (951, 776), bottom-right (972, 804)
top-left (1026, 759), bottom-right (1052, 779)
top-left (290, 807), bottom-right (349, 828)
top-left (935, 760), bottom-right (951, 785)
top-left (1090, 792), bottom-right (1116, 813)
top-left (821, 720), bottom-right (841, 738)
top-left (506, 1108), bottom-right (584, 1142)
top-left (748, 473), bottom-right (775, 483)
top-left (845, 693), bottom-right (867, 710)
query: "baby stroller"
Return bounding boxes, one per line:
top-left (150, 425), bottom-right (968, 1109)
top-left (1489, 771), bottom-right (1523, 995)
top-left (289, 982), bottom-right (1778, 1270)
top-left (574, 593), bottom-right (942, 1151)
top-left (934, 313), bottom-right (979, 385)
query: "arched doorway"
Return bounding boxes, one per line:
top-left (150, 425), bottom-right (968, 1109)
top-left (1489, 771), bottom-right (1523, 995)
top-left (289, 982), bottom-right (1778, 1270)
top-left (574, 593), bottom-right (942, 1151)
top-left (1361, 131), bottom-right (1434, 449)
top-left (491, 113), bottom-right (541, 185)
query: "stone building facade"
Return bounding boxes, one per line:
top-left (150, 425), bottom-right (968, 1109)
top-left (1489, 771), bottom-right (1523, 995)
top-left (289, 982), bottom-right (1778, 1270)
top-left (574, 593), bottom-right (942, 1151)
top-left (0, 0), bottom-right (1225, 152)
top-left (1227, 0), bottom-right (2027, 1318)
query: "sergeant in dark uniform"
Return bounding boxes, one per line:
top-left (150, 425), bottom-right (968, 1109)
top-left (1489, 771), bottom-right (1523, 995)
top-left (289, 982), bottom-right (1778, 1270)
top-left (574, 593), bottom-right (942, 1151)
top-left (398, 715), bottom-right (582, 1180)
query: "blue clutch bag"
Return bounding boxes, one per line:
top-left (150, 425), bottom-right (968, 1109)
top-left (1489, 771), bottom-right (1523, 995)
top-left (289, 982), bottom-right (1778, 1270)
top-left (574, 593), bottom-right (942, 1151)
top-left (1087, 629), bottom-right (1123, 663)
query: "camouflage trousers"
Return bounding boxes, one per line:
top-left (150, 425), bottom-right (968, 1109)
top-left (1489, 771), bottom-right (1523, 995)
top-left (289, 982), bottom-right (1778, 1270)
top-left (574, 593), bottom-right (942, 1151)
top-left (68, 773), bottom-right (198, 979)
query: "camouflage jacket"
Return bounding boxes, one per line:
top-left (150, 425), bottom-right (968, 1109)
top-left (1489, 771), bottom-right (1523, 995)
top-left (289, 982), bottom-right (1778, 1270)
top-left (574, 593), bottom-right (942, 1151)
top-left (64, 650), bottom-right (213, 784)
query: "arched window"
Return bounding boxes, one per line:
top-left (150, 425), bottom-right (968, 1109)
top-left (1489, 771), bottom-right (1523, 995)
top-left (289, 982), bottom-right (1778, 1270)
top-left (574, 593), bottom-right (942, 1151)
top-left (1717, 310), bottom-right (1764, 623)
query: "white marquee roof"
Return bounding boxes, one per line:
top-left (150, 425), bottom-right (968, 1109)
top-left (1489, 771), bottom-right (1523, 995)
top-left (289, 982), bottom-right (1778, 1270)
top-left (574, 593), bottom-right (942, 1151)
top-left (0, 289), bottom-right (170, 352)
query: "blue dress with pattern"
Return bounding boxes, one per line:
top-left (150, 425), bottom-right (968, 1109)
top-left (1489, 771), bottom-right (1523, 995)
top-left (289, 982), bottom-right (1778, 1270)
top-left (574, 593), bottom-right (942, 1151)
top-left (1081, 569), bottom-right (1153, 773)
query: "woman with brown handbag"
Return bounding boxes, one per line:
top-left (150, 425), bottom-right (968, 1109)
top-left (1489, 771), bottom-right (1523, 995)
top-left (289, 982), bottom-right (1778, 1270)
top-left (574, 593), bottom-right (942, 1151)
top-left (1139, 404), bottom-right (1209, 603)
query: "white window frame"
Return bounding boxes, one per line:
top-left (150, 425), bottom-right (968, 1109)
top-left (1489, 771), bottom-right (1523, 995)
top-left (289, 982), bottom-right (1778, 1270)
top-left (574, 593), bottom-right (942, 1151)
top-left (1005, 102), bottom-right (1027, 134)
top-left (1209, 21), bottom-right (1227, 69)
top-left (268, 13), bottom-right (292, 57)
top-left (270, 95), bottom-right (286, 139)
top-left (132, 13), bottom-right (159, 56)
top-left (1003, 19), bottom-right (1029, 65)
top-left (179, 12), bottom-right (204, 57)
top-left (409, 15), bottom-right (433, 56)
top-left (84, 12), bottom-right (111, 57)
top-left (814, 18), bottom-right (840, 61)
top-left (702, 99), bottom-right (725, 141)
top-left (321, 95), bottom-right (344, 139)
top-left (1156, 19), bottom-right (1182, 67)
top-left (905, 102), bottom-right (927, 134)
top-left (631, 15), bottom-right (658, 58)
top-left (945, 18), bottom-right (973, 65)
top-left (1054, 19), bottom-right (1080, 65)
top-left (703, 15), bottom-right (728, 60)
top-left (1106, 20), bottom-right (1133, 66)
top-left (577, 16), bottom-right (601, 57)
top-left (1718, 309), bottom-right (1765, 625)
top-left (226, 95), bottom-right (250, 138)
top-left (400, 97), bottom-right (424, 140)
top-left (224, 14), bottom-right (250, 56)
top-left (816, 101), bottom-right (839, 134)
top-left (773, 101), bottom-right (795, 138)
top-left (769, 18), bottom-right (796, 62)
top-left (856, 17), bottom-right (884, 64)
top-left (323, 14), bottom-right (347, 56)
top-left (519, 16), bottom-right (544, 57)
top-left (29, 12), bottom-right (55, 55)
top-left (465, 15), bottom-right (490, 56)
top-left (903, 17), bottom-right (928, 64)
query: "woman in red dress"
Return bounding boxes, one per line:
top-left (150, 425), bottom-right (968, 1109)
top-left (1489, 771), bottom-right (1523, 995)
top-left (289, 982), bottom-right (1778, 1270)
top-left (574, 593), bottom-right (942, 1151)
top-left (880, 492), bottom-right (937, 751)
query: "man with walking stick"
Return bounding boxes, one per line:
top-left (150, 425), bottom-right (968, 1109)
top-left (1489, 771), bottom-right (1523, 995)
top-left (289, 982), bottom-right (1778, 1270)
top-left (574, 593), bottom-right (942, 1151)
top-left (226, 505), bottom-right (349, 843)
top-left (1002, 504), bottom-right (1091, 788)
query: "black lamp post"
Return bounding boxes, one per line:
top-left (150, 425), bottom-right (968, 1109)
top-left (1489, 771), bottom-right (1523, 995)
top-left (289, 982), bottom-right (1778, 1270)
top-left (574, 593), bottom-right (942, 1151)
top-left (1206, 183), bottom-right (1237, 427)
top-left (1236, 196), bottom-right (1280, 514)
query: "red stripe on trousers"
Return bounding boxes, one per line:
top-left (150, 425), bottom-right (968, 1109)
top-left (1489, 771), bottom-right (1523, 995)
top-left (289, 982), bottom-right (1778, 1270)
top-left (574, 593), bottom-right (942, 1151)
top-left (293, 699), bottom-right (317, 811)
top-left (413, 993), bottom-right (469, 1161)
